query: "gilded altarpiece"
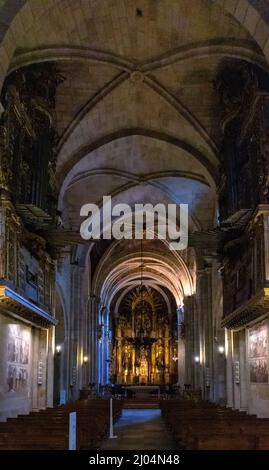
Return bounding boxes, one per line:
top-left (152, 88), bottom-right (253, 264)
top-left (112, 287), bottom-right (177, 385)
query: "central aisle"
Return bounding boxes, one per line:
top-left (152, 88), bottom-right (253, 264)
top-left (101, 409), bottom-right (175, 450)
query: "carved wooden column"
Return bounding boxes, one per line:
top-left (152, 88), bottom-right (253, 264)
top-left (117, 328), bottom-right (123, 383)
top-left (164, 324), bottom-right (170, 384)
top-left (0, 100), bottom-right (14, 199)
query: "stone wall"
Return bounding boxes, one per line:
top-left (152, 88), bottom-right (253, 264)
top-left (0, 312), bottom-right (54, 421)
top-left (227, 317), bottom-right (269, 418)
top-left (0, 314), bottom-right (32, 420)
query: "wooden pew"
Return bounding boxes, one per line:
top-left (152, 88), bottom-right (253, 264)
top-left (0, 398), bottom-right (123, 450)
top-left (160, 399), bottom-right (269, 450)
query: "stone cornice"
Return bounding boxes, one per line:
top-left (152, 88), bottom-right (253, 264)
top-left (0, 284), bottom-right (57, 327)
top-left (221, 287), bottom-right (269, 329)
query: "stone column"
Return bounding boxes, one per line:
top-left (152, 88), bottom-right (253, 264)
top-left (103, 307), bottom-right (110, 385)
top-left (97, 304), bottom-right (103, 389)
top-left (211, 262), bottom-right (226, 404)
top-left (226, 328), bottom-right (234, 408)
top-left (232, 331), bottom-right (240, 410)
top-left (68, 263), bottom-right (82, 399)
top-left (196, 260), bottom-right (215, 400)
top-left (83, 294), bottom-right (91, 388)
top-left (97, 304), bottom-right (108, 388)
top-left (46, 326), bottom-right (55, 407)
top-left (31, 327), bottom-right (39, 411)
top-left (37, 328), bottom-right (48, 409)
top-left (177, 306), bottom-right (185, 387)
top-left (88, 295), bottom-right (98, 389)
top-left (239, 329), bottom-right (247, 411)
top-left (184, 295), bottom-right (196, 387)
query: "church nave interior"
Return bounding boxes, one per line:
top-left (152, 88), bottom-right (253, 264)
top-left (0, 0), bottom-right (269, 451)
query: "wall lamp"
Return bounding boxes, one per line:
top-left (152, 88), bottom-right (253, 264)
top-left (194, 356), bottom-right (200, 364)
top-left (83, 356), bottom-right (89, 365)
top-left (218, 345), bottom-right (225, 355)
top-left (56, 345), bottom-right (62, 355)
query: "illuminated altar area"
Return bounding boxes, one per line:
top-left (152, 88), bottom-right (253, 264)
top-left (111, 286), bottom-right (178, 385)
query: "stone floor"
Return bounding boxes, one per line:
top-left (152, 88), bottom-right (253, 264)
top-left (101, 409), bottom-right (175, 450)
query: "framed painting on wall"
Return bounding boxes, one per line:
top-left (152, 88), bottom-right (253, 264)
top-left (248, 323), bottom-right (269, 383)
top-left (249, 358), bottom-right (268, 383)
top-left (6, 325), bottom-right (31, 393)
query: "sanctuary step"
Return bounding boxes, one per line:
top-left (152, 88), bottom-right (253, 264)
top-left (124, 398), bottom-right (160, 409)
top-left (161, 399), bottom-right (269, 450)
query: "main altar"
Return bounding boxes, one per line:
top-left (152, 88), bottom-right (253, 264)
top-left (124, 385), bottom-right (160, 398)
top-left (110, 285), bottom-right (178, 385)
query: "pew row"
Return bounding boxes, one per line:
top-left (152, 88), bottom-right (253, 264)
top-left (161, 399), bottom-right (269, 450)
top-left (0, 399), bottom-right (123, 450)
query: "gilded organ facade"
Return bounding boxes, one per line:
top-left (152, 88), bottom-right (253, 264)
top-left (0, 62), bottom-right (61, 420)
